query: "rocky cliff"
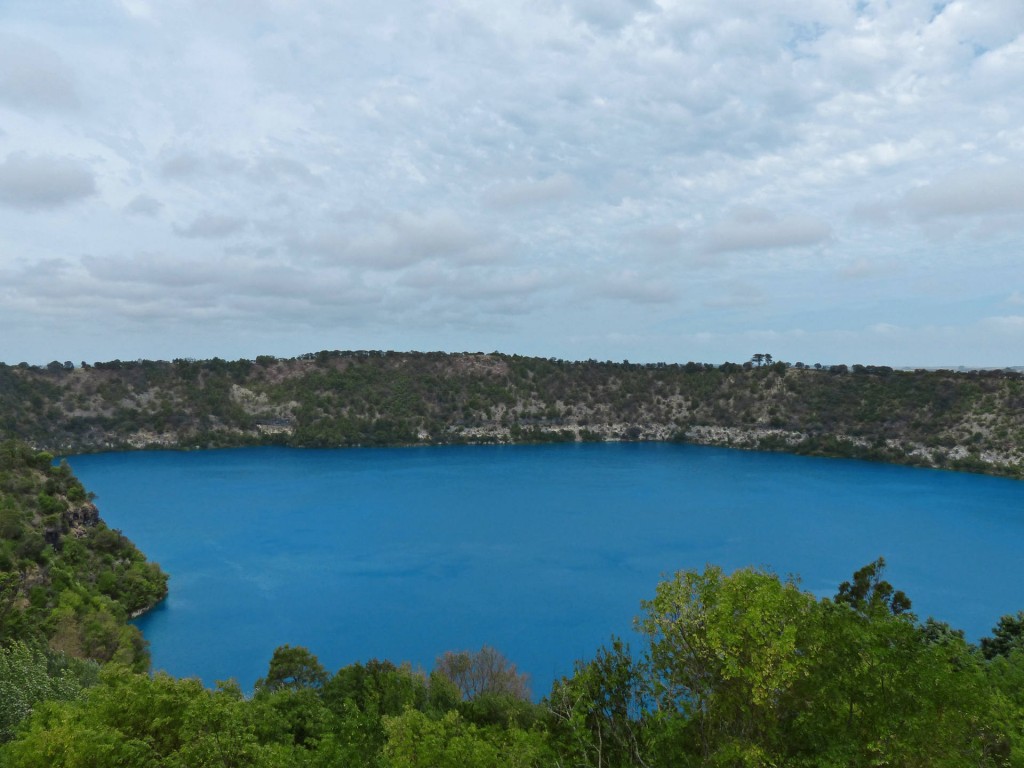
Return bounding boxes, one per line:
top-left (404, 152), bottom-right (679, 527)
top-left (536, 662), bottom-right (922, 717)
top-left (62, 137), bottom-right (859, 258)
top-left (1, 352), bottom-right (1021, 478)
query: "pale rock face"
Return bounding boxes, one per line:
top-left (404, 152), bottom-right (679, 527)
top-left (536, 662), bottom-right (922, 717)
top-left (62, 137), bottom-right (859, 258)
top-left (5, 355), bottom-right (1022, 477)
top-left (64, 502), bottom-right (100, 536)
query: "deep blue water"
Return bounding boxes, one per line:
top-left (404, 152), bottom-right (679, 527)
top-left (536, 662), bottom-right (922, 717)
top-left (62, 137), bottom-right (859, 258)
top-left (67, 443), bottom-right (1024, 696)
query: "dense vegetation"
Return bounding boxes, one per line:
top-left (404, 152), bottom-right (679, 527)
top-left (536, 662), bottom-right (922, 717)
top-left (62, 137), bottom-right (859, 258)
top-left (2, 351), bottom-right (1023, 477)
top-left (0, 441), bottom-right (167, 674)
top-left (4, 558), bottom-right (1024, 766)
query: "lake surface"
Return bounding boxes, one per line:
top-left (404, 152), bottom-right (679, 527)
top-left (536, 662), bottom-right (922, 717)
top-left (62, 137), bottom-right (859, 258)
top-left (67, 443), bottom-right (1024, 696)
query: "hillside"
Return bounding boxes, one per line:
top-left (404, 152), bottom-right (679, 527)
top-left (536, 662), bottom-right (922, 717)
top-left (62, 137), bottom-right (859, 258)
top-left (0, 441), bottom-right (167, 670)
top-left (1, 351), bottom-right (1022, 477)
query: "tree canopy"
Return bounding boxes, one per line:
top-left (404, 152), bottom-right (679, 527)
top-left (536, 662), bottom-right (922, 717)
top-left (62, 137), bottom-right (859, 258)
top-left (4, 561), bottom-right (1024, 767)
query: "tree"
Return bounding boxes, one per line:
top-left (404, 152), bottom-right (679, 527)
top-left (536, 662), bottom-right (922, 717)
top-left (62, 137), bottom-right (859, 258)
top-left (799, 595), bottom-right (1003, 766)
top-left (0, 572), bottom-right (24, 642)
top-left (381, 709), bottom-right (499, 768)
top-left (636, 566), bottom-right (818, 765)
top-left (319, 659), bottom-right (433, 755)
top-left (0, 497), bottom-right (22, 540)
top-left (783, 559), bottom-right (1015, 766)
top-left (322, 659), bottom-right (429, 719)
top-left (548, 638), bottom-right (650, 768)
top-left (981, 611), bottom-right (1024, 660)
top-left (255, 644), bottom-right (329, 693)
top-left (1, 668), bottom-right (269, 768)
top-left (382, 707), bottom-right (553, 768)
top-left (434, 645), bottom-right (530, 702)
top-left (0, 643), bottom-right (85, 743)
top-left (834, 557), bottom-right (912, 617)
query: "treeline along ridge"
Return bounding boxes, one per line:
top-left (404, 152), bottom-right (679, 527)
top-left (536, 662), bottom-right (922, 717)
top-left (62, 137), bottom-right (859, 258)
top-left (2, 349), bottom-right (1023, 477)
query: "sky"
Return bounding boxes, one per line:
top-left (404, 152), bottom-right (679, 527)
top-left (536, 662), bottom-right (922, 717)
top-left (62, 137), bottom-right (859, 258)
top-left (1, 0), bottom-right (1022, 367)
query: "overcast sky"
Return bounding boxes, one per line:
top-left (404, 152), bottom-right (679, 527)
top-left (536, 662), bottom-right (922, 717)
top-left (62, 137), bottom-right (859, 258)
top-left (1, 0), bottom-right (1022, 367)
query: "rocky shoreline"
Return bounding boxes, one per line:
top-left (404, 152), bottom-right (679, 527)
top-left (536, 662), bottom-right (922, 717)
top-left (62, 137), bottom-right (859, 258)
top-left (6, 353), bottom-right (1022, 479)
top-left (43, 419), bottom-right (1024, 480)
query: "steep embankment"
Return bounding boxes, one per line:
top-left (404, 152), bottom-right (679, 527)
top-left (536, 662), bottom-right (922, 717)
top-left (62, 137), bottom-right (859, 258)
top-left (0, 441), bottom-right (167, 670)
top-left (1, 352), bottom-right (1022, 477)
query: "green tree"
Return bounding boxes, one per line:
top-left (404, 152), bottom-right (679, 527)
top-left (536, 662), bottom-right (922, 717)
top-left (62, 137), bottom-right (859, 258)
top-left (255, 644), bottom-right (329, 692)
top-left (0, 572), bottom-right (26, 642)
top-left (798, 598), bottom-right (1001, 767)
top-left (321, 659), bottom-right (429, 720)
top-left (637, 565), bottom-right (818, 765)
top-left (0, 642), bottom-right (86, 742)
top-left (981, 611), bottom-right (1024, 660)
top-left (0, 667), bottom-right (301, 768)
top-left (382, 709), bottom-right (500, 768)
top-left (834, 557), bottom-right (912, 617)
top-left (0, 497), bottom-right (22, 539)
top-left (250, 686), bottom-right (334, 750)
top-left (548, 638), bottom-right (649, 768)
top-left (168, 680), bottom-right (265, 768)
top-left (317, 658), bottom-right (436, 756)
top-left (983, 651), bottom-right (1024, 761)
top-left (382, 708), bottom-right (549, 768)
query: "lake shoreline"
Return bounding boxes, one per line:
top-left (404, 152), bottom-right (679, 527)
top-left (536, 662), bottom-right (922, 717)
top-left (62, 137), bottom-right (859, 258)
top-left (67, 442), bottom-right (1024, 692)
top-left (60, 427), bottom-right (1023, 482)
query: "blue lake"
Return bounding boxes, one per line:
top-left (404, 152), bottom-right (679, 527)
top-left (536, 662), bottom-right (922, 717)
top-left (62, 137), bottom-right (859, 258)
top-left (67, 443), bottom-right (1024, 697)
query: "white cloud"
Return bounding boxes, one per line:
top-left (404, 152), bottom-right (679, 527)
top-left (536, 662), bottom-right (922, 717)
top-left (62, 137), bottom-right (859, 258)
top-left (483, 174), bottom-right (575, 209)
top-left (0, 153), bottom-right (96, 210)
top-left (174, 213), bottom-right (248, 239)
top-left (904, 165), bottom-right (1024, 218)
top-left (594, 270), bottom-right (677, 304)
top-left (160, 151), bottom-right (244, 180)
top-left (159, 150), bottom-right (321, 188)
top-left (398, 264), bottom-right (556, 308)
top-left (984, 315), bottom-right (1024, 331)
top-left (633, 223), bottom-right (684, 248)
top-left (559, 0), bottom-right (656, 32)
top-left (124, 194), bottom-right (163, 216)
top-left (82, 251), bottom-right (233, 287)
top-left (0, 0), bottom-right (1023, 366)
top-left (296, 210), bottom-right (505, 270)
top-left (0, 36), bottom-right (80, 113)
top-left (703, 208), bottom-right (831, 253)
top-left (702, 282), bottom-right (766, 309)
top-left (118, 0), bottom-right (154, 20)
